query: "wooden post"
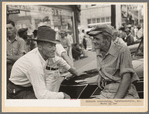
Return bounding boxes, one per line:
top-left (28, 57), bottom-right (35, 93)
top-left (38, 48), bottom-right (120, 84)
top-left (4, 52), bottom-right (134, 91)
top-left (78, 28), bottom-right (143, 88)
top-left (111, 5), bottom-right (116, 28)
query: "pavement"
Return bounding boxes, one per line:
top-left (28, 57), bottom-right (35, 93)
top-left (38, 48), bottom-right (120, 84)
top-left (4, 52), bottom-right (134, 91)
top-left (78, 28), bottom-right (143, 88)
top-left (73, 50), bottom-right (97, 72)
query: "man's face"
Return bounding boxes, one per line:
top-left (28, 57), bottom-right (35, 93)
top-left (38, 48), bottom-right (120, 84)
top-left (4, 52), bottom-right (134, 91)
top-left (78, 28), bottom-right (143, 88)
top-left (41, 42), bottom-right (56, 59)
top-left (7, 24), bottom-right (16, 38)
top-left (61, 33), bottom-right (65, 38)
top-left (22, 31), bottom-right (28, 39)
top-left (93, 34), bottom-right (107, 50)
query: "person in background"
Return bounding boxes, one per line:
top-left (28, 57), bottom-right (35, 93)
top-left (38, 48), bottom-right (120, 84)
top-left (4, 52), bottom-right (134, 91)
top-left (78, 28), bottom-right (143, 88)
top-left (30, 29), bottom-right (38, 50)
top-left (85, 24), bottom-right (139, 99)
top-left (79, 29), bottom-right (85, 44)
top-left (125, 28), bottom-right (134, 46)
top-left (7, 20), bottom-right (26, 83)
top-left (118, 26), bottom-right (127, 42)
top-left (136, 25), bottom-right (143, 40)
top-left (58, 31), bottom-right (71, 57)
top-left (7, 26), bottom-right (82, 99)
top-left (112, 29), bottom-right (126, 46)
top-left (33, 29), bottom-right (37, 38)
top-left (82, 35), bottom-right (87, 50)
top-left (72, 43), bottom-right (82, 60)
top-left (18, 28), bottom-right (31, 53)
top-left (66, 32), bottom-right (73, 64)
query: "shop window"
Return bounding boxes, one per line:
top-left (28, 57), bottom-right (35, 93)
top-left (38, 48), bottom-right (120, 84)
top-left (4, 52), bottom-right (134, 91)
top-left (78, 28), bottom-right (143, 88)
top-left (101, 17), bottom-right (105, 22)
top-left (87, 19), bottom-right (91, 24)
top-left (97, 18), bottom-right (100, 23)
top-left (92, 18), bottom-right (96, 23)
top-left (106, 17), bottom-right (110, 22)
top-left (7, 5), bottom-right (74, 35)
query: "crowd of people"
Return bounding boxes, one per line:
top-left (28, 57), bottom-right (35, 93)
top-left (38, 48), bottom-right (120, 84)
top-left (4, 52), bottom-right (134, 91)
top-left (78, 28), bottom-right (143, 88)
top-left (6, 18), bottom-right (142, 99)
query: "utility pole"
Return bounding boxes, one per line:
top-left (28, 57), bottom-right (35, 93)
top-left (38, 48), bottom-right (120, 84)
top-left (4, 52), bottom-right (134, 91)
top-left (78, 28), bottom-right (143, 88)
top-left (111, 5), bottom-right (116, 28)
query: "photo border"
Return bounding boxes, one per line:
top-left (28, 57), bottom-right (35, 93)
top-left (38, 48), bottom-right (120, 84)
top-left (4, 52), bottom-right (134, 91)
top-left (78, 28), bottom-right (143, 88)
top-left (1, 0), bottom-right (148, 113)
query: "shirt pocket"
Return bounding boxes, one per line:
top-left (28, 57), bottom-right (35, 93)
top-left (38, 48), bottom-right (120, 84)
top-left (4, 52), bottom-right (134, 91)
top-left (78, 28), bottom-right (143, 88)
top-left (105, 66), bottom-right (117, 76)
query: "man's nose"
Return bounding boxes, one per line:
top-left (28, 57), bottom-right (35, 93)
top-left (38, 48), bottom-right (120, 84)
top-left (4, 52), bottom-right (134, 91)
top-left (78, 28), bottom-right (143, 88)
top-left (52, 46), bottom-right (56, 51)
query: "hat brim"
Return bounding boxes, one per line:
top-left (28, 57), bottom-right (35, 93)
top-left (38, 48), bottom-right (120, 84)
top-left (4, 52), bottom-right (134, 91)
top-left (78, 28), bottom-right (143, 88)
top-left (31, 39), bottom-right (59, 44)
top-left (87, 31), bottom-right (102, 36)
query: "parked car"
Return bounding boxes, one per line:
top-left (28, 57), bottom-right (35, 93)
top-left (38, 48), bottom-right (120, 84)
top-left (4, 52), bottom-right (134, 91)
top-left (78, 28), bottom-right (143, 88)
top-left (60, 38), bottom-right (144, 99)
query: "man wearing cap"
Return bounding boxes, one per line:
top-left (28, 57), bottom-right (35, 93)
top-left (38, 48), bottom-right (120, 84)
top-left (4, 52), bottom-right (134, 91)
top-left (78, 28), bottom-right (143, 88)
top-left (125, 28), bottom-right (134, 46)
top-left (118, 26), bottom-right (127, 41)
top-left (7, 26), bottom-right (80, 99)
top-left (18, 28), bottom-right (31, 53)
top-left (7, 20), bottom-right (26, 83)
top-left (86, 24), bottom-right (139, 99)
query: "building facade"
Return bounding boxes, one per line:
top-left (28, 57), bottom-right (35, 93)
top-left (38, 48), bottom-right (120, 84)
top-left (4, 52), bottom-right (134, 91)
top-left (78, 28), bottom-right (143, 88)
top-left (7, 4), bottom-right (80, 43)
top-left (80, 4), bottom-right (144, 30)
top-left (80, 4), bottom-right (111, 30)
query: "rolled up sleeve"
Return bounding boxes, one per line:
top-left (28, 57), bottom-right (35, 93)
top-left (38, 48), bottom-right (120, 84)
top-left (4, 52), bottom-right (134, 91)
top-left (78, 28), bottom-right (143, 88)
top-left (26, 66), bottom-right (64, 99)
top-left (119, 47), bottom-right (139, 82)
top-left (58, 58), bottom-right (71, 70)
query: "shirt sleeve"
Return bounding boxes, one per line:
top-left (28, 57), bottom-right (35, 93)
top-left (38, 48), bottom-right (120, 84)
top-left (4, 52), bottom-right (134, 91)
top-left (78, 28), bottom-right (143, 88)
top-left (56, 44), bottom-right (67, 57)
top-left (119, 46), bottom-right (139, 82)
top-left (26, 66), bottom-right (64, 99)
top-left (18, 38), bottom-right (26, 55)
top-left (57, 57), bottom-right (71, 71)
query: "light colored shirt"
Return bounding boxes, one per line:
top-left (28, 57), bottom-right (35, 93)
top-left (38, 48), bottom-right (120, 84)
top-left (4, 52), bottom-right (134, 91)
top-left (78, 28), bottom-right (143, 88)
top-left (67, 34), bottom-right (73, 44)
top-left (137, 28), bottom-right (143, 39)
top-left (7, 36), bottom-right (26, 56)
top-left (45, 56), bottom-right (71, 92)
top-left (95, 41), bottom-right (140, 99)
top-left (9, 48), bottom-right (65, 99)
top-left (56, 43), bottom-right (67, 56)
top-left (96, 41), bottom-right (139, 83)
top-left (59, 36), bottom-right (71, 49)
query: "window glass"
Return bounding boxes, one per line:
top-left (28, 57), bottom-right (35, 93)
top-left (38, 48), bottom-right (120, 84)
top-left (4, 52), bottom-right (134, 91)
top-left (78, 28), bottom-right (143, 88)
top-left (87, 19), bottom-right (91, 24)
top-left (101, 17), bottom-right (105, 22)
top-left (92, 18), bottom-right (96, 23)
top-left (7, 5), bottom-right (73, 35)
top-left (106, 17), bottom-right (110, 22)
top-left (97, 18), bottom-right (100, 23)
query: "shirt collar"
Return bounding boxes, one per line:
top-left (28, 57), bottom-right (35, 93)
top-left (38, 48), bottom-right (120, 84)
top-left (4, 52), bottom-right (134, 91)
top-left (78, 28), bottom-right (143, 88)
top-left (7, 35), bottom-right (18, 43)
top-left (106, 41), bottom-right (117, 57)
top-left (96, 41), bottom-right (116, 57)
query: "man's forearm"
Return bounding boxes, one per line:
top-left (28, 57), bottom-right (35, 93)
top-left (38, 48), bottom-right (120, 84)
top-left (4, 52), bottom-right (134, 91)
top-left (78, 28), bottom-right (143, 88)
top-left (7, 55), bottom-right (23, 63)
top-left (114, 73), bottom-right (131, 99)
top-left (61, 52), bottom-right (73, 67)
top-left (68, 67), bottom-right (78, 76)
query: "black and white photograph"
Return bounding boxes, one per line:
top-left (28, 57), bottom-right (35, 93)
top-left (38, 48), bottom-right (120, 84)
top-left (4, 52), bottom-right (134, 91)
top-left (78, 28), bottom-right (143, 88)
top-left (2, 1), bottom-right (147, 112)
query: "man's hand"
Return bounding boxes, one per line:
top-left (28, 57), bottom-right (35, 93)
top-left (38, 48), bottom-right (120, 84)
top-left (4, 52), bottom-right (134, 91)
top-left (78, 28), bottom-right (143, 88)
top-left (75, 75), bottom-right (98, 84)
top-left (63, 92), bottom-right (71, 99)
top-left (97, 75), bottom-right (104, 89)
top-left (76, 71), bottom-right (87, 77)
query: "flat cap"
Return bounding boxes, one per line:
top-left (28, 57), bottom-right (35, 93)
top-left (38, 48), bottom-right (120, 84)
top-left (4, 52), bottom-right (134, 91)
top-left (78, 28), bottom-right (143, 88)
top-left (87, 24), bottom-right (113, 36)
top-left (18, 28), bottom-right (28, 35)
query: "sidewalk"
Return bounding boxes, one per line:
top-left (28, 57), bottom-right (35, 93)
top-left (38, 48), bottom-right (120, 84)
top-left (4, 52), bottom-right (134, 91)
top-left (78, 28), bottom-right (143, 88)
top-left (74, 50), bottom-right (97, 72)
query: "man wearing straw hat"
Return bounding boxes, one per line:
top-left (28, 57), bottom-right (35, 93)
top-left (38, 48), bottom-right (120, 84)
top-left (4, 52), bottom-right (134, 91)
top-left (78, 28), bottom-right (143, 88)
top-left (7, 26), bottom-right (80, 99)
top-left (85, 24), bottom-right (139, 99)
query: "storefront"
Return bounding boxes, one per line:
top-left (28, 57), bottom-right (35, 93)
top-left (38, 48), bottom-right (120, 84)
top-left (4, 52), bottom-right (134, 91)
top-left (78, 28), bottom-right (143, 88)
top-left (7, 4), bottom-right (80, 43)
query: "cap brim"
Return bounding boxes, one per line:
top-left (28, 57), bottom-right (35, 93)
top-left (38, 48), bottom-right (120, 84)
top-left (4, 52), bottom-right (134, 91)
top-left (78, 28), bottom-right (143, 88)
top-left (31, 39), bottom-right (59, 44)
top-left (87, 31), bottom-right (102, 36)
